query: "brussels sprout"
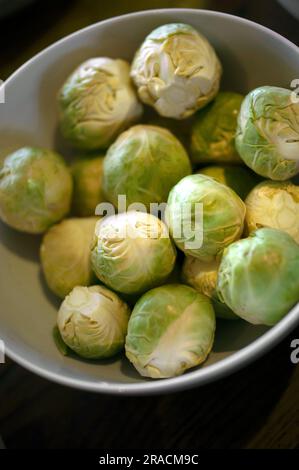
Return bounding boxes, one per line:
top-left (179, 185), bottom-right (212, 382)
top-left (71, 156), bottom-right (105, 217)
top-left (91, 211), bottom-right (176, 295)
top-left (59, 58), bottom-right (142, 150)
top-left (166, 174), bottom-right (246, 261)
top-left (41, 217), bottom-right (98, 298)
top-left (236, 86), bottom-right (299, 181)
top-left (103, 125), bottom-right (191, 209)
top-left (197, 165), bottom-right (260, 200)
top-left (57, 285), bottom-right (130, 359)
top-left (131, 23), bottom-right (222, 119)
top-left (217, 228), bottom-right (299, 326)
top-left (125, 284), bottom-right (215, 378)
top-left (245, 180), bottom-right (299, 243)
top-left (191, 92), bottom-right (243, 164)
top-left (182, 256), bottom-right (236, 319)
top-left (0, 147), bottom-right (72, 234)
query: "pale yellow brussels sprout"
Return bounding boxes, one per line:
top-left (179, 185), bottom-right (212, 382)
top-left (103, 125), bottom-right (191, 210)
top-left (182, 256), bottom-right (237, 319)
top-left (245, 180), bottom-right (299, 243)
top-left (71, 156), bottom-right (105, 217)
top-left (41, 217), bottom-right (98, 298)
top-left (59, 58), bottom-right (142, 150)
top-left (197, 165), bottom-right (260, 200)
top-left (0, 147), bottom-right (72, 234)
top-left (166, 174), bottom-right (246, 261)
top-left (236, 86), bottom-right (299, 180)
top-left (57, 285), bottom-right (130, 359)
top-left (131, 23), bottom-right (221, 119)
top-left (125, 284), bottom-right (216, 378)
top-left (91, 211), bottom-right (176, 295)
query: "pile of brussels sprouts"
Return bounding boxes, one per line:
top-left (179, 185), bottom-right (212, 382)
top-left (1, 23), bottom-right (299, 380)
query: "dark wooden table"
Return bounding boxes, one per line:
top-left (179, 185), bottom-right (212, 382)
top-left (0, 0), bottom-right (299, 449)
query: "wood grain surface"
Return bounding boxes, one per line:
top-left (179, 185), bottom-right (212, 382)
top-left (0, 329), bottom-right (298, 449)
top-left (0, 0), bottom-right (298, 449)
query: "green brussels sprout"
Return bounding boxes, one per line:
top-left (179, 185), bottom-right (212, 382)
top-left (59, 58), bottom-right (142, 150)
top-left (182, 256), bottom-right (237, 319)
top-left (103, 125), bottom-right (191, 210)
top-left (71, 156), bottom-right (105, 217)
top-left (125, 284), bottom-right (216, 378)
top-left (91, 211), bottom-right (176, 295)
top-left (131, 23), bottom-right (222, 119)
top-left (191, 92), bottom-right (243, 164)
top-left (0, 147), bottom-right (72, 234)
top-left (235, 86), bottom-right (299, 181)
top-left (57, 285), bottom-right (130, 359)
top-left (217, 228), bottom-right (299, 325)
top-left (245, 180), bottom-right (299, 243)
top-left (197, 165), bottom-right (260, 200)
top-left (41, 217), bottom-right (98, 298)
top-left (166, 174), bottom-right (246, 261)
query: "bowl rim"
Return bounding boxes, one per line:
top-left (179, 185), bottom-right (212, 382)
top-left (3, 8), bottom-right (299, 395)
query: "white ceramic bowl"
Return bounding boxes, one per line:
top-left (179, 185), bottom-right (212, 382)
top-left (0, 9), bottom-right (298, 395)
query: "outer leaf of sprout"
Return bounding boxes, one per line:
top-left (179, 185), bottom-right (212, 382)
top-left (41, 217), bottom-right (98, 298)
top-left (91, 211), bottom-right (176, 295)
top-left (0, 147), bottom-right (73, 234)
top-left (59, 58), bottom-right (142, 150)
top-left (131, 23), bottom-right (222, 119)
top-left (166, 174), bottom-right (246, 261)
top-left (103, 124), bottom-right (191, 210)
top-left (245, 180), bottom-right (299, 243)
top-left (217, 228), bottom-right (299, 325)
top-left (57, 285), bottom-right (130, 359)
top-left (235, 86), bottom-right (299, 181)
top-left (125, 284), bottom-right (216, 378)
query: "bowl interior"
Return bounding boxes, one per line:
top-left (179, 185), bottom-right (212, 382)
top-left (0, 9), bottom-right (298, 393)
